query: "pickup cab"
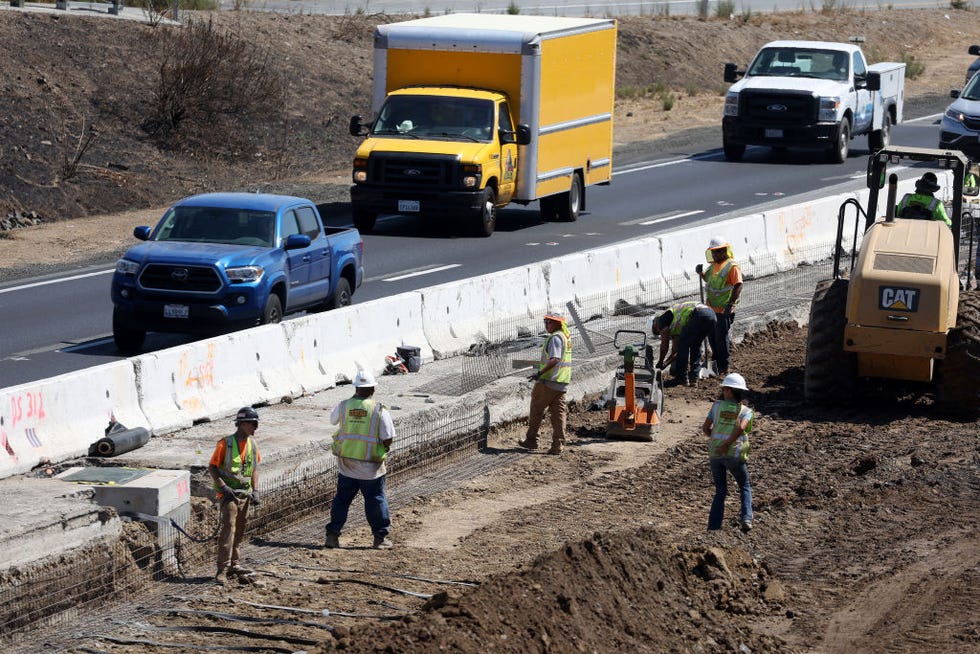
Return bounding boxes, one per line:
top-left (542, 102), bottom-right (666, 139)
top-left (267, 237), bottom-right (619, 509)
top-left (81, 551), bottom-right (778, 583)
top-left (111, 192), bottom-right (363, 353)
top-left (722, 40), bottom-right (904, 163)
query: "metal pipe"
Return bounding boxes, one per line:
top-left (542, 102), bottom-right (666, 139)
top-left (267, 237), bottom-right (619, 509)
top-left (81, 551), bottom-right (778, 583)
top-left (93, 427), bottom-right (150, 457)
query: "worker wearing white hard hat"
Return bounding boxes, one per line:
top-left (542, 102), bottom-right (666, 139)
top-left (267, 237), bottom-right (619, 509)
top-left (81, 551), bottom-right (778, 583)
top-left (702, 372), bottom-right (754, 533)
top-left (695, 235), bottom-right (743, 375)
top-left (326, 368), bottom-right (396, 550)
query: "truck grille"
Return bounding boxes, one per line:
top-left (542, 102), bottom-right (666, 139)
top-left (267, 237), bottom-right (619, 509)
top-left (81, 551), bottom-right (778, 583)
top-left (369, 153), bottom-right (457, 188)
top-left (741, 90), bottom-right (817, 124)
top-left (139, 264), bottom-right (222, 292)
top-left (962, 115), bottom-right (980, 131)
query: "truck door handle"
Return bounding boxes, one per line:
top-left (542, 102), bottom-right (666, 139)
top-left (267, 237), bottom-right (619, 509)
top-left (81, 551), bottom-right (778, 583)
top-left (302, 255), bottom-right (311, 262)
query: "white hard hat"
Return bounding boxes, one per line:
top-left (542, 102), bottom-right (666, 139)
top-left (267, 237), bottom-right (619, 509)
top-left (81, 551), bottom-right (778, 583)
top-left (353, 369), bottom-right (376, 388)
top-left (720, 372), bottom-right (748, 391)
top-left (708, 235), bottom-right (729, 250)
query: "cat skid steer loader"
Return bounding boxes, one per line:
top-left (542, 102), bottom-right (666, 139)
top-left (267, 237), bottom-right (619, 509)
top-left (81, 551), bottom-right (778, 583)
top-left (803, 146), bottom-right (980, 414)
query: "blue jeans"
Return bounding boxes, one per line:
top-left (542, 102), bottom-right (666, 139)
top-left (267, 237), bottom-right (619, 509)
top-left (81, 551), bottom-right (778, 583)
top-left (708, 456), bottom-right (752, 530)
top-left (327, 473), bottom-right (390, 538)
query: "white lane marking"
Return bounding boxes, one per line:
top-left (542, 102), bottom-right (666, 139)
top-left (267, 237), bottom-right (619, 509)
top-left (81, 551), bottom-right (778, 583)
top-left (904, 113), bottom-right (943, 124)
top-left (382, 264), bottom-right (461, 282)
top-left (636, 209), bottom-right (705, 226)
top-left (0, 269), bottom-right (113, 295)
top-left (850, 165), bottom-right (911, 180)
top-left (61, 337), bottom-right (114, 353)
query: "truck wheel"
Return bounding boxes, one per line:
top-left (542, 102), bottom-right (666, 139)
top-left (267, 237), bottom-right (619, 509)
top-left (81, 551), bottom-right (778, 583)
top-left (474, 186), bottom-right (497, 237)
top-left (261, 294), bottom-right (283, 325)
top-left (556, 173), bottom-right (583, 222)
top-left (112, 308), bottom-right (145, 354)
top-left (723, 134), bottom-right (745, 161)
top-left (935, 290), bottom-right (980, 416)
top-left (868, 113), bottom-right (891, 153)
top-left (804, 278), bottom-right (856, 403)
top-left (829, 117), bottom-right (850, 163)
top-left (352, 210), bottom-right (376, 234)
top-left (328, 277), bottom-right (352, 310)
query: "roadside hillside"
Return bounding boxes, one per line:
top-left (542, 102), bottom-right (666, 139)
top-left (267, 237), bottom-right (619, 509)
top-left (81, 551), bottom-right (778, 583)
top-left (0, 6), bottom-right (977, 277)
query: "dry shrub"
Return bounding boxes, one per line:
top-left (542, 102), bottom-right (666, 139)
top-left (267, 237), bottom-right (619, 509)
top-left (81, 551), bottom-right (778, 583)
top-left (145, 17), bottom-right (282, 143)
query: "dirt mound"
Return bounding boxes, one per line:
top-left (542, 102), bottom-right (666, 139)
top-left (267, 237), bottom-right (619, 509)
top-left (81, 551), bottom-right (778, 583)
top-left (337, 530), bottom-right (786, 654)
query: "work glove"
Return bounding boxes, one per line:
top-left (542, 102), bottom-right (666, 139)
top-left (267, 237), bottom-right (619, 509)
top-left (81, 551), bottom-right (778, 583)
top-left (724, 303), bottom-right (735, 317)
top-left (220, 485), bottom-right (238, 503)
top-left (527, 373), bottom-right (540, 382)
top-left (249, 491), bottom-right (261, 507)
top-left (695, 264), bottom-right (704, 275)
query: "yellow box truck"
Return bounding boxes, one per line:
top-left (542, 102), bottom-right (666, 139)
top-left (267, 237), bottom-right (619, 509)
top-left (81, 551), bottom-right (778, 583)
top-left (348, 14), bottom-right (617, 237)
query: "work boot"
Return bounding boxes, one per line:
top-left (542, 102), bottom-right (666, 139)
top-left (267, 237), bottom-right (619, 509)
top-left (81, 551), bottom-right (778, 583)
top-left (740, 520), bottom-right (753, 533)
top-left (517, 438), bottom-right (538, 450)
top-left (372, 535), bottom-right (393, 549)
top-left (547, 444), bottom-right (563, 455)
top-left (228, 565), bottom-right (253, 577)
top-left (214, 568), bottom-right (228, 585)
top-left (324, 530), bottom-right (340, 549)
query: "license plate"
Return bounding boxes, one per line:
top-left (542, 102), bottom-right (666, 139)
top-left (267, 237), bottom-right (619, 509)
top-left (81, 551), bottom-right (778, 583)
top-left (398, 199), bottom-right (420, 213)
top-left (163, 304), bottom-right (189, 319)
top-left (765, 128), bottom-right (783, 138)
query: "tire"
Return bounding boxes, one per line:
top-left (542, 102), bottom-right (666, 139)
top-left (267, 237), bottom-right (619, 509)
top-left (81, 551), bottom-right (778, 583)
top-left (935, 290), bottom-right (980, 416)
top-left (803, 278), bottom-right (856, 403)
top-left (352, 209), bottom-right (376, 234)
top-left (829, 117), bottom-right (850, 164)
top-left (868, 112), bottom-right (891, 153)
top-left (112, 307), bottom-right (146, 354)
top-left (723, 132), bottom-right (745, 161)
top-left (328, 277), bottom-right (353, 310)
top-left (556, 173), bottom-right (583, 222)
top-left (473, 186), bottom-right (497, 237)
top-left (261, 293), bottom-right (283, 325)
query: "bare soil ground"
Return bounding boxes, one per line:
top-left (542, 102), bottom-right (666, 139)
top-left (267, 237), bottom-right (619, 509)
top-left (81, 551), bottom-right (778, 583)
top-left (1, 8), bottom-right (979, 278)
top-left (60, 321), bottom-right (979, 653)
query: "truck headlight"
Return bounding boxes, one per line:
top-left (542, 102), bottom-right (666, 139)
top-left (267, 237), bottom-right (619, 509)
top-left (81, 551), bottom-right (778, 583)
top-left (461, 163), bottom-right (482, 188)
top-left (352, 157), bottom-right (368, 184)
top-left (818, 97), bottom-right (840, 122)
top-left (945, 108), bottom-right (966, 124)
top-left (724, 92), bottom-right (739, 117)
top-left (115, 259), bottom-right (139, 275)
top-left (226, 266), bottom-right (264, 283)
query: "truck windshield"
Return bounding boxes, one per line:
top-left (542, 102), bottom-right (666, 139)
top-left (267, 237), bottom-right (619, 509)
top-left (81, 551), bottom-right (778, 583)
top-left (152, 207), bottom-right (276, 247)
top-left (373, 96), bottom-right (495, 142)
top-left (748, 47), bottom-right (850, 82)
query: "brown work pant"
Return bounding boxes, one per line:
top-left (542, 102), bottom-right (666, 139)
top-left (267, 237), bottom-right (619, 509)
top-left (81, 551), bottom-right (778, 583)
top-left (217, 497), bottom-right (250, 572)
top-left (525, 383), bottom-right (566, 448)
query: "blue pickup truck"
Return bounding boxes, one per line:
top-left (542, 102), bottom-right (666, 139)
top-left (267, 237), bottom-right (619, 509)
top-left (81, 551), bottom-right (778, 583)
top-left (111, 192), bottom-right (364, 353)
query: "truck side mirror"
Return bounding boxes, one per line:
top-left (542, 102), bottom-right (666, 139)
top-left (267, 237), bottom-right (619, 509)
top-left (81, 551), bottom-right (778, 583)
top-left (723, 63), bottom-right (741, 83)
top-left (951, 89), bottom-right (961, 99)
top-left (969, 44), bottom-right (980, 56)
top-left (134, 226), bottom-right (152, 241)
top-left (349, 115), bottom-right (369, 137)
top-left (284, 234), bottom-right (312, 250)
top-left (515, 124), bottom-right (531, 145)
top-left (864, 71), bottom-right (880, 92)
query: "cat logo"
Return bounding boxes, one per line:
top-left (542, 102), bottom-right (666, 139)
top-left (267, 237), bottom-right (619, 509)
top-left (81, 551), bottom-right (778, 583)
top-left (879, 286), bottom-right (919, 312)
top-left (348, 408), bottom-right (369, 418)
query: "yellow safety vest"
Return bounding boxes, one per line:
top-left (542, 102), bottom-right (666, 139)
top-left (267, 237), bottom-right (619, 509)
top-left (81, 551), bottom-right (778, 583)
top-left (539, 331), bottom-right (572, 384)
top-left (332, 397), bottom-right (388, 463)
top-left (213, 435), bottom-right (255, 493)
top-left (705, 260), bottom-right (736, 311)
top-left (668, 302), bottom-right (698, 337)
top-left (708, 400), bottom-right (753, 461)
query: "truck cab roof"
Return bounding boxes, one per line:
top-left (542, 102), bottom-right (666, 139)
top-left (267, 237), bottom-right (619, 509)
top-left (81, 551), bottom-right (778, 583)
top-left (172, 192), bottom-right (315, 213)
top-left (758, 40), bottom-right (862, 55)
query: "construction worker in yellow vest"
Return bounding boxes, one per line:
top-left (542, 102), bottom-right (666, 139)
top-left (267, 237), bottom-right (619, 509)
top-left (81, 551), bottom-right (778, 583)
top-left (702, 373), bottom-right (754, 533)
top-left (696, 235), bottom-right (743, 375)
top-left (325, 369), bottom-right (395, 550)
top-left (896, 172), bottom-right (951, 227)
top-left (518, 311), bottom-right (572, 455)
top-left (653, 301), bottom-right (716, 387)
top-left (209, 406), bottom-right (261, 584)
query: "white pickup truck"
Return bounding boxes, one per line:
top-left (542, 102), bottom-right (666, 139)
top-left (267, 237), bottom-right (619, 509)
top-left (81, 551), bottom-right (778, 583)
top-left (722, 40), bottom-right (905, 163)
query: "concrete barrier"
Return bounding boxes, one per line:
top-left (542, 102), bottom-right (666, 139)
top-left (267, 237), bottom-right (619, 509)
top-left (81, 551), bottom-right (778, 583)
top-left (0, 362), bottom-right (148, 478)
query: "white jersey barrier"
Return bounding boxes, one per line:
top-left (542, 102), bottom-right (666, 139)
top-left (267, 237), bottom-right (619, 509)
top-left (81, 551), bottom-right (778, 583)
top-left (0, 362), bottom-right (149, 478)
top-left (4, 180), bottom-right (936, 479)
